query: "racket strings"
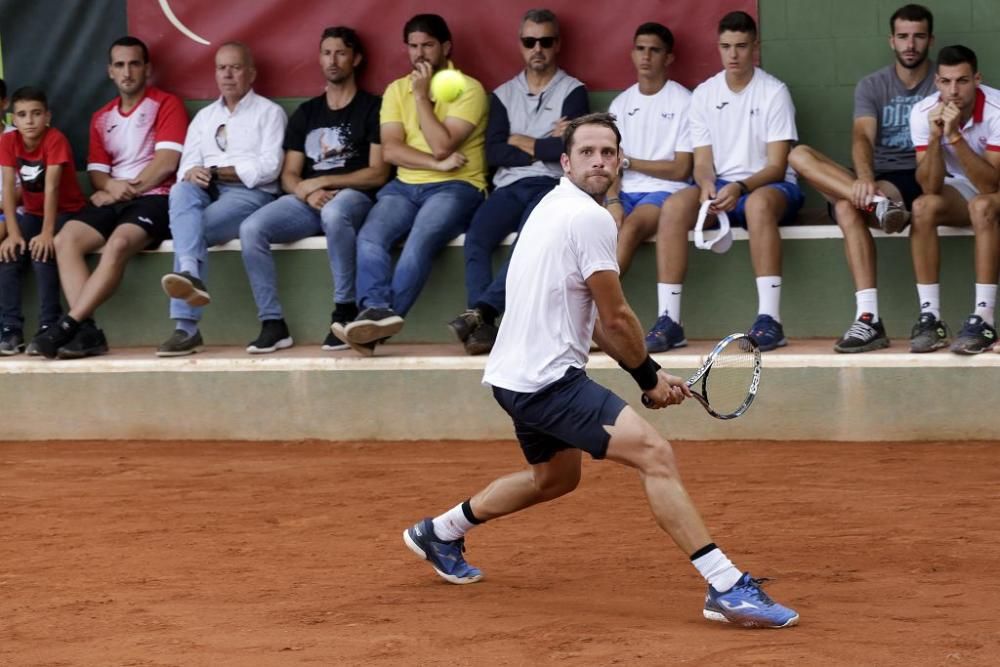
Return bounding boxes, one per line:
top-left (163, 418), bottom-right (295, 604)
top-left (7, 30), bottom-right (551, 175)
top-left (701, 340), bottom-right (758, 416)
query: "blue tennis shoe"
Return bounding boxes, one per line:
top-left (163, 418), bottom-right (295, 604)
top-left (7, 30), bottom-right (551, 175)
top-left (403, 518), bottom-right (483, 584)
top-left (747, 314), bottom-right (787, 352)
top-left (644, 313), bottom-right (687, 353)
top-left (703, 572), bottom-right (799, 628)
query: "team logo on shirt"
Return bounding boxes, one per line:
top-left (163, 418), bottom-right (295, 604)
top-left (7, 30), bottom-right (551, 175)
top-left (661, 112), bottom-right (674, 120)
top-left (749, 107), bottom-right (761, 116)
top-left (305, 126), bottom-right (356, 170)
top-left (627, 107), bottom-right (640, 116)
top-left (17, 159), bottom-right (45, 193)
top-left (715, 102), bottom-right (729, 110)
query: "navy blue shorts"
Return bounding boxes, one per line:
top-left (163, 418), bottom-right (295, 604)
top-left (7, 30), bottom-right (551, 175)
top-left (492, 367), bottom-right (628, 465)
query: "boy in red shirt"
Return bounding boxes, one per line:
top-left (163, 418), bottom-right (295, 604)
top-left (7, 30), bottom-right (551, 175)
top-left (0, 87), bottom-right (86, 355)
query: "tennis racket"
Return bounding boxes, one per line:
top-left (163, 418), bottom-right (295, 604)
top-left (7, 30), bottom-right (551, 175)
top-left (642, 332), bottom-right (761, 419)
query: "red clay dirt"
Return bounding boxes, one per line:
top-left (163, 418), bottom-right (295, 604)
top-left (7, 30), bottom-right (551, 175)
top-left (1, 439), bottom-right (997, 666)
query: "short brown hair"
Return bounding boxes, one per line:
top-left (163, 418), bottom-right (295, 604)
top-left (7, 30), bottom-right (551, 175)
top-left (563, 112), bottom-right (621, 153)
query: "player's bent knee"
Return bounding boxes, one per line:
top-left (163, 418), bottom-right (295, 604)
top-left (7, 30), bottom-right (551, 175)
top-left (639, 437), bottom-right (679, 479)
top-left (968, 195), bottom-right (1000, 226)
top-left (910, 195), bottom-right (943, 227)
top-left (787, 144), bottom-right (814, 172)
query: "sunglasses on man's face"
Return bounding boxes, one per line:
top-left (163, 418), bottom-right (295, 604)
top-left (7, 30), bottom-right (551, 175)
top-left (520, 36), bottom-right (557, 49)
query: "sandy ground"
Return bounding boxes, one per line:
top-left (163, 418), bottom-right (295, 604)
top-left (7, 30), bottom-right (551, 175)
top-left (2, 439), bottom-right (998, 666)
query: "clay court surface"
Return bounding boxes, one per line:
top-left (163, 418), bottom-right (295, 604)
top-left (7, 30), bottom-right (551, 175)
top-left (2, 439), bottom-right (997, 666)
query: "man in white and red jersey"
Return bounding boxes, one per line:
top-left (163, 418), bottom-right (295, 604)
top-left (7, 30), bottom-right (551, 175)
top-left (906, 45), bottom-right (1000, 354)
top-left (32, 36), bottom-right (187, 359)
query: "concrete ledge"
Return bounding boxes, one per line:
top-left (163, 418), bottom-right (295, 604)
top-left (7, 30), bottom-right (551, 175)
top-left (2, 342), bottom-right (997, 442)
top-left (137, 223), bottom-right (974, 254)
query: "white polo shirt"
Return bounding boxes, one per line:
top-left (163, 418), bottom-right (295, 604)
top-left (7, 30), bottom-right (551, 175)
top-left (689, 67), bottom-right (798, 183)
top-left (177, 89), bottom-right (287, 194)
top-left (609, 80), bottom-right (693, 194)
top-left (483, 177), bottom-right (619, 393)
top-left (910, 85), bottom-right (1000, 181)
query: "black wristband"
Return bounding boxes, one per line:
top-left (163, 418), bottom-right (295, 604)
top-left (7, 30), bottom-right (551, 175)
top-left (620, 355), bottom-right (662, 391)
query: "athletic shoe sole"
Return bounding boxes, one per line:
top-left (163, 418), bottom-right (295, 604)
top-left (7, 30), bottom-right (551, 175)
top-left (331, 323), bottom-right (376, 357)
top-left (402, 528), bottom-right (482, 585)
top-left (245, 337), bottom-right (293, 354)
top-left (321, 341), bottom-right (350, 351)
top-left (950, 342), bottom-right (995, 355)
top-left (909, 340), bottom-right (948, 353)
top-left (161, 274), bottom-right (211, 307)
top-left (57, 343), bottom-right (110, 359)
top-left (756, 338), bottom-right (787, 352)
top-left (345, 316), bottom-right (404, 344)
top-left (833, 337), bottom-right (890, 353)
top-left (703, 607), bottom-right (799, 628)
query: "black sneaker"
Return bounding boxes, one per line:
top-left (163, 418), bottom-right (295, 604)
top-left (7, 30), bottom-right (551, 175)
top-left (246, 319), bottom-right (293, 354)
top-left (156, 329), bottom-right (204, 357)
top-left (909, 312), bottom-right (950, 353)
top-left (161, 271), bottom-right (211, 307)
top-left (949, 314), bottom-right (997, 354)
top-left (833, 313), bottom-right (889, 353)
top-left (322, 304), bottom-right (358, 351)
top-left (57, 322), bottom-right (109, 359)
top-left (464, 322), bottom-right (497, 355)
top-left (25, 325), bottom-right (50, 356)
top-left (0, 327), bottom-right (25, 356)
top-left (32, 316), bottom-right (80, 359)
top-left (330, 320), bottom-right (383, 356)
top-left (447, 309), bottom-right (483, 343)
top-left (344, 307), bottom-right (404, 345)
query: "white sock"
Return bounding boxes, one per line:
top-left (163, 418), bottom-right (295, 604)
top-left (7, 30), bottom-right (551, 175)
top-left (657, 283), bottom-right (683, 322)
top-left (974, 283), bottom-right (997, 322)
top-left (756, 276), bottom-right (782, 322)
top-left (917, 283), bottom-right (940, 319)
top-left (432, 503), bottom-right (476, 542)
top-left (856, 288), bottom-right (879, 321)
top-left (692, 547), bottom-right (743, 592)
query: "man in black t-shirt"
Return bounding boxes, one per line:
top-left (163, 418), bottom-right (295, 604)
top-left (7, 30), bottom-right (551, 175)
top-left (235, 26), bottom-right (390, 353)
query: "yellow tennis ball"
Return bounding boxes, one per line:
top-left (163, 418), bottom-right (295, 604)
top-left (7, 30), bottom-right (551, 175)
top-left (431, 70), bottom-right (465, 103)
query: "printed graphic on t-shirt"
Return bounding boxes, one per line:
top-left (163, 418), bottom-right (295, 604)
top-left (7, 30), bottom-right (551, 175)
top-left (305, 126), bottom-right (357, 170)
top-left (18, 158), bottom-right (45, 193)
top-left (881, 94), bottom-right (925, 150)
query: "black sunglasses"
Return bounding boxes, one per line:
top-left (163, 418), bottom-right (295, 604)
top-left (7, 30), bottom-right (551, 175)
top-left (520, 36), bottom-right (557, 49)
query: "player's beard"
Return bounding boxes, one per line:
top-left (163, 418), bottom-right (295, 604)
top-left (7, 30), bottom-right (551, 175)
top-left (573, 171), bottom-right (613, 199)
top-left (895, 48), bottom-right (928, 69)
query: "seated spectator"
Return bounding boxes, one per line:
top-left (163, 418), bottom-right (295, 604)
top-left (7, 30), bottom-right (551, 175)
top-left (906, 45), bottom-right (1000, 354)
top-left (333, 14), bottom-right (487, 356)
top-left (32, 36), bottom-right (187, 359)
top-left (158, 42), bottom-right (286, 356)
top-left (238, 27), bottom-right (389, 354)
top-left (647, 11), bottom-right (802, 353)
top-left (447, 8), bottom-right (587, 355)
top-left (606, 21), bottom-right (693, 282)
top-left (789, 3), bottom-right (936, 353)
top-left (0, 87), bottom-right (86, 355)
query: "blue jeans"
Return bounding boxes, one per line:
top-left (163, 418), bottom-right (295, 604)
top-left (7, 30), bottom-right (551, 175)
top-left (239, 190), bottom-right (373, 321)
top-left (0, 212), bottom-right (73, 330)
top-left (356, 179), bottom-right (483, 315)
top-left (168, 180), bottom-right (275, 322)
top-left (463, 176), bottom-right (555, 313)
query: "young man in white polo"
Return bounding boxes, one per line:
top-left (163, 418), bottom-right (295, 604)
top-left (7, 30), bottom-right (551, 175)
top-left (646, 11), bottom-right (802, 353)
top-left (907, 45), bottom-right (1000, 354)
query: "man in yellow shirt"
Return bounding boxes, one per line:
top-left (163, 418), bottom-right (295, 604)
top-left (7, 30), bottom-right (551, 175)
top-left (336, 14), bottom-right (487, 355)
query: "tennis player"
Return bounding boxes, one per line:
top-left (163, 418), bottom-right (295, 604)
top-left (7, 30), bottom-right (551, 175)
top-left (403, 112), bottom-right (798, 629)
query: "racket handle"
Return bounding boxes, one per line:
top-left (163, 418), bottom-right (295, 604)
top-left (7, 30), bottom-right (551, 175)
top-left (641, 393), bottom-right (653, 408)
